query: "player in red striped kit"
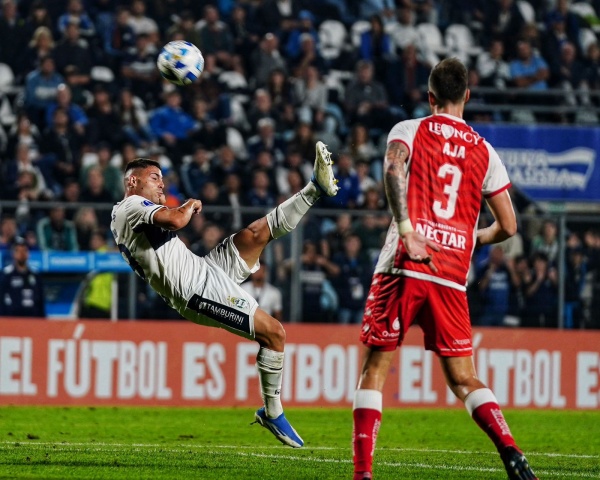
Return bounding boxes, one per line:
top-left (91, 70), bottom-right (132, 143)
top-left (351, 58), bottom-right (537, 480)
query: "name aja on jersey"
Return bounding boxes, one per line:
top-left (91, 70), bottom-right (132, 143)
top-left (415, 219), bottom-right (467, 251)
top-left (429, 121), bottom-right (482, 159)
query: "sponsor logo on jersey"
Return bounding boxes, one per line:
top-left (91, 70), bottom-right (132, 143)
top-left (415, 220), bottom-right (467, 251)
top-left (452, 338), bottom-right (471, 345)
top-left (428, 121), bottom-right (481, 145)
top-left (392, 318), bottom-right (400, 331)
top-left (141, 199), bottom-right (155, 207)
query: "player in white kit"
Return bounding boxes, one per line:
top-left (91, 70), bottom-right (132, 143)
top-left (111, 142), bottom-right (339, 448)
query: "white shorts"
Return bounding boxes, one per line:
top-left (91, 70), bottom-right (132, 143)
top-left (179, 235), bottom-right (260, 340)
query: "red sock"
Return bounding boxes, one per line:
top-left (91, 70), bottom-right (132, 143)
top-left (353, 389), bottom-right (382, 476)
top-left (465, 388), bottom-right (517, 451)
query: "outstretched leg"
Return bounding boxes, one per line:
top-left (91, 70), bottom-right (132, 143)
top-left (233, 141), bottom-right (339, 269)
top-left (440, 356), bottom-right (538, 480)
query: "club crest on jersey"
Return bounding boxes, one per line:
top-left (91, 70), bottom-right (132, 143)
top-left (141, 200), bottom-right (155, 207)
top-left (228, 296), bottom-right (248, 309)
top-left (441, 124), bottom-right (454, 139)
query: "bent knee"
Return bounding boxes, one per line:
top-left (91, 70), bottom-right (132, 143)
top-left (254, 310), bottom-right (286, 350)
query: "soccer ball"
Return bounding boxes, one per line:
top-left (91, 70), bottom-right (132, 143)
top-left (157, 41), bottom-right (204, 86)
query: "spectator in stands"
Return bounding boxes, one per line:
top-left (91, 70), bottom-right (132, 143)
top-left (522, 251), bottom-right (558, 327)
top-left (345, 60), bottom-right (395, 131)
top-left (294, 65), bottom-right (327, 128)
top-left (219, 172), bottom-right (244, 233)
top-left (73, 207), bottom-right (99, 251)
top-left (346, 123), bottom-right (379, 165)
top-left (275, 149), bottom-right (312, 197)
top-left (250, 33), bottom-right (287, 88)
top-left (322, 150), bottom-right (360, 209)
top-left (121, 33), bottom-right (161, 108)
top-left (117, 87), bottom-right (153, 148)
top-left (509, 39), bottom-right (549, 120)
top-left (23, 1), bottom-right (53, 42)
top-left (282, 239), bottom-right (339, 322)
top-left (57, 178), bottom-right (81, 217)
top-left (320, 212), bottom-right (353, 259)
top-left (353, 213), bottom-right (387, 262)
top-left (331, 233), bottom-right (372, 324)
top-left (246, 89), bottom-right (280, 134)
top-left (104, 5), bottom-right (136, 69)
top-left (359, 0), bottom-right (395, 20)
top-left (3, 142), bottom-right (51, 201)
top-left (36, 206), bottom-right (79, 251)
top-left (286, 121), bottom-right (316, 163)
top-left (359, 14), bottom-right (393, 82)
top-left (228, 4), bottom-right (260, 67)
top-left (79, 165), bottom-right (114, 214)
top-left (551, 42), bottom-right (587, 111)
top-left (0, 216), bottom-right (19, 252)
top-left (475, 246), bottom-right (512, 326)
top-left (582, 43), bottom-right (600, 94)
top-left (21, 26), bottom-right (55, 81)
top-left (80, 142), bottom-right (123, 201)
top-left (241, 261), bottom-right (283, 321)
top-left (211, 144), bottom-right (240, 186)
top-left (476, 38), bottom-right (511, 90)
top-left (197, 5), bottom-right (234, 69)
top-left (387, 43), bottom-right (429, 117)
top-left (6, 113), bottom-right (41, 159)
top-left (127, 0), bottom-right (159, 46)
top-left (40, 107), bottom-right (83, 188)
top-left (180, 144), bottom-right (213, 197)
top-left (165, 10), bottom-right (201, 46)
top-left (545, 0), bottom-right (581, 48)
top-left (387, 7), bottom-right (419, 52)
top-left (57, 0), bottom-right (95, 38)
top-left (24, 55), bottom-right (64, 129)
top-left (246, 169), bottom-right (276, 207)
top-left (45, 83), bottom-right (88, 136)
top-left (267, 68), bottom-right (296, 116)
top-left (355, 163), bottom-right (379, 204)
top-left (289, 32), bottom-right (326, 77)
top-left (0, 0), bottom-right (27, 75)
top-left (254, 0), bottom-right (302, 37)
top-left (564, 235), bottom-right (587, 329)
top-left (285, 10), bottom-right (319, 61)
top-left (53, 20), bottom-right (93, 88)
top-left (149, 90), bottom-right (196, 164)
top-left (87, 85), bottom-right (124, 146)
top-left (80, 229), bottom-right (114, 319)
top-left (187, 97), bottom-right (228, 150)
top-left (249, 117), bottom-right (283, 163)
top-left (485, 0), bottom-right (526, 58)
top-left (531, 219), bottom-right (559, 265)
top-left (0, 237), bottom-right (45, 318)
top-left (190, 222), bottom-right (225, 257)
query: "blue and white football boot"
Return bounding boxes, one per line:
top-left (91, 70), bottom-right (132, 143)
top-left (254, 407), bottom-right (304, 448)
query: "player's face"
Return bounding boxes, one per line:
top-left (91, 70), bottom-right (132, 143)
top-left (135, 167), bottom-right (165, 205)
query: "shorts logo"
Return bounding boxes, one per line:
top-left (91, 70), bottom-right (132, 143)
top-left (141, 200), bottom-right (155, 207)
top-left (362, 324), bottom-right (370, 334)
top-left (392, 318), bottom-right (400, 331)
top-left (228, 296), bottom-right (248, 309)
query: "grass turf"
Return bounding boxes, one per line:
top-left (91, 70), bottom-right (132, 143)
top-left (0, 406), bottom-right (598, 479)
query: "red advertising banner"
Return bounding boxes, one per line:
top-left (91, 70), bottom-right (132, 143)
top-left (0, 319), bottom-right (598, 409)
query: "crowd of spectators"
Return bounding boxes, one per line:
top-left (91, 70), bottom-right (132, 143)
top-left (0, 0), bottom-right (599, 327)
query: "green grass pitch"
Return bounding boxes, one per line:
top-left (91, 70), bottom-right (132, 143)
top-left (0, 406), bottom-right (598, 479)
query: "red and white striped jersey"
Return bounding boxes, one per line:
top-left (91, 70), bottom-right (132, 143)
top-left (374, 113), bottom-right (511, 291)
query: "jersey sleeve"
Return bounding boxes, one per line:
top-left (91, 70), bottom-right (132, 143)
top-left (386, 119), bottom-right (421, 158)
top-left (123, 195), bottom-right (166, 229)
top-left (482, 141), bottom-right (511, 198)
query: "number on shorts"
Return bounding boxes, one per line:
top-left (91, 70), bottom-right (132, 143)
top-left (118, 244), bottom-right (146, 280)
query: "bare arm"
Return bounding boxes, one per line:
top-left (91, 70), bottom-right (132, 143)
top-left (383, 141), bottom-right (440, 271)
top-left (152, 198), bottom-right (203, 231)
top-left (476, 190), bottom-right (517, 247)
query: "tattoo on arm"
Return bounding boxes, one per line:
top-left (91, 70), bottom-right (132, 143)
top-left (383, 142), bottom-right (409, 223)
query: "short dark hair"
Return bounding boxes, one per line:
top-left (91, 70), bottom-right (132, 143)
top-left (124, 158), bottom-right (161, 174)
top-left (428, 57), bottom-right (468, 107)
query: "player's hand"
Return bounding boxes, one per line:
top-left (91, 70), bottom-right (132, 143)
top-left (401, 231), bottom-right (441, 273)
top-left (186, 198), bottom-right (203, 214)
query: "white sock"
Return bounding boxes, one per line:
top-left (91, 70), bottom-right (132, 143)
top-left (266, 183), bottom-right (320, 239)
top-left (256, 347), bottom-right (284, 418)
top-left (353, 389), bottom-right (383, 411)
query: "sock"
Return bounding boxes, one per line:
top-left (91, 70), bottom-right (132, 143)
top-left (465, 388), bottom-right (517, 452)
top-left (266, 183), bottom-right (320, 239)
top-left (256, 347), bottom-right (284, 418)
top-left (353, 389), bottom-right (382, 475)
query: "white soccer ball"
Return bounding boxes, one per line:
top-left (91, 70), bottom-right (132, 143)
top-left (157, 41), bottom-right (205, 86)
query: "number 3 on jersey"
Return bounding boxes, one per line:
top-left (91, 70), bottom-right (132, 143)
top-left (433, 163), bottom-right (462, 220)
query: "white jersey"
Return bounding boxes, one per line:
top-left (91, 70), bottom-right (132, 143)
top-left (111, 195), bottom-right (207, 312)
